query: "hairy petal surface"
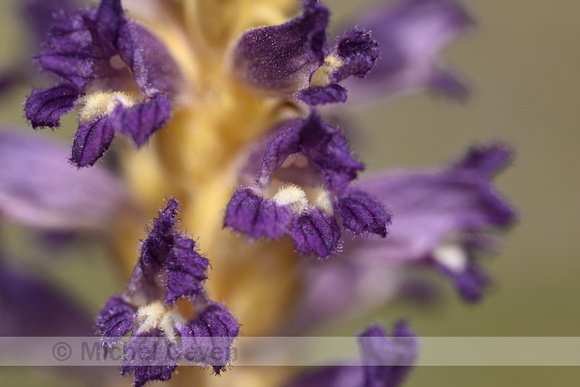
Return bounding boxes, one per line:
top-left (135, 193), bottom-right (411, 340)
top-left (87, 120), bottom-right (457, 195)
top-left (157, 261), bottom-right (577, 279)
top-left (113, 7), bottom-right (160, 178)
top-left (223, 188), bottom-right (293, 239)
top-left (164, 236), bottom-right (209, 304)
top-left (109, 94), bottom-right (171, 147)
top-left (232, 0), bottom-right (329, 91)
top-left (122, 329), bottom-right (178, 387)
top-left (70, 116), bottom-right (115, 167)
top-left (180, 302), bottom-right (240, 375)
top-left (338, 188), bottom-right (391, 237)
top-left (95, 294), bottom-right (137, 346)
top-left (290, 208), bottom-right (341, 258)
top-left (24, 84), bottom-right (79, 129)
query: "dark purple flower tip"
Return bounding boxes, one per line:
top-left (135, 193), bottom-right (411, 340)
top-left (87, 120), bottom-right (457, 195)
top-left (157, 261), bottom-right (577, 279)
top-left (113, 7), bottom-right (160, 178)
top-left (338, 189), bottom-right (391, 237)
top-left (456, 143), bottom-right (513, 177)
top-left (359, 321), bottom-right (418, 387)
top-left (433, 254), bottom-right (489, 303)
top-left (137, 199), bottom-right (180, 281)
top-left (232, 0), bottom-right (329, 91)
top-left (95, 294), bottom-right (137, 346)
top-left (331, 28), bottom-right (380, 82)
top-left (110, 94), bottom-right (172, 147)
top-left (290, 208), bottom-right (341, 259)
top-left (23, 84), bottom-right (79, 129)
top-left (164, 236), bottom-right (209, 304)
top-left (224, 187), bottom-right (294, 239)
top-left (70, 116), bottom-right (115, 167)
top-left (122, 329), bottom-right (179, 387)
top-left (297, 83), bottom-right (348, 105)
top-left (181, 302), bottom-right (240, 375)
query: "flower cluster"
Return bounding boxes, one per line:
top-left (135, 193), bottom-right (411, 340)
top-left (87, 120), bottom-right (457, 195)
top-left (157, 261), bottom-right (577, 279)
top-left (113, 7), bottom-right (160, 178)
top-left (0, 0), bottom-right (515, 387)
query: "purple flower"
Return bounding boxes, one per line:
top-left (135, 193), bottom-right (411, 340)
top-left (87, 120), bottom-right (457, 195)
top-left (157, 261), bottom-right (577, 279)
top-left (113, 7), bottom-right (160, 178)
top-left (233, 0), bottom-right (380, 105)
top-left (344, 0), bottom-right (473, 103)
top-left (23, 0), bottom-right (180, 167)
top-left (284, 321), bottom-right (418, 387)
top-left (96, 199), bottom-right (239, 386)
top-left (224, 112), bottom-right (391, 259)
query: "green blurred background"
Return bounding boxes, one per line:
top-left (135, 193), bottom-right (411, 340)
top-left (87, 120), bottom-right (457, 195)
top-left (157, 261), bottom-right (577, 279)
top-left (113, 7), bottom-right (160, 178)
top-left (1, 0), bottom-right (579, 385)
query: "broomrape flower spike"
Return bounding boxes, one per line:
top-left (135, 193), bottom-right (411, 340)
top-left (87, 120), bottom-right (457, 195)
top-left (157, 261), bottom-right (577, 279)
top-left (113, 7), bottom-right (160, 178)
top-left (10, 0), bottom-right (515, 386)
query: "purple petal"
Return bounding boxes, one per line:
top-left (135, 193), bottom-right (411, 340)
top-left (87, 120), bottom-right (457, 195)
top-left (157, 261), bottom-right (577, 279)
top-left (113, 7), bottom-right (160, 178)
top-left (95, 294), bottom-right (137, 345)
top-left (300, 113), bottom-right (364, 192)
top-left (128, 22), bottom-right (184, 96)
top-left (70, 116), bottom-right (115, 167)
top-left (35, 8), bottom-right (99, 89)
top-left (181, 302), bottom-right (240, 375)
top-left (290, 208), bottom-right (341, 259)
top-left (0, 129), bottom-right (130, 232)
top-left (164, 236), bottom-right (209, 304)
top-left (256, 119), bottom-right (303, 187)
top-left (359, 321), bottom-right (418, 387)
top-left (22, 0), bottom-right (76, 47)
top-left (338, 188), bottom-right (391, 237)
top-left (433, 258), bottom-right (488, 302)
top-left (283, 322), bottom-right (417, 387)
top-left (331, 27), bottom-right (380, 82)
top-left (134, 199), bottom-right (180, 283)
top-left (0, 261), bottom-right (93, 336)
top-left (232, 0), bottom-right (329, 91)
top-left (297, 84), bottom-right (348, 105)
top-left (24, 84), bottom-right (80, 129)
top-left (122, 329), bottom-right (178, 387)
top-left (349, 144), bottom-right (515, 263)
top-left (345, 0), bottom-right (473, 102)
top-left (223, 188), bottom-right (293, 239)
top-left (109, 94), bottom-right (171, 147)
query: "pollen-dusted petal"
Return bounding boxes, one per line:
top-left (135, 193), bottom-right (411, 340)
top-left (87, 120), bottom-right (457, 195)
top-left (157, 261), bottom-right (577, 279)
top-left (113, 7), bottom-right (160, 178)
top-left (164, 236), bottom-right (209, 304)
top-left (223, 188), bottom-right (293, 239)
top-left (180, 302), bottom-right (240, 375)
top-left (290, 208), bottom-right (341, 259)
top-left (331, 28), bottom-right (380, 82)
top-left (24, 84), bottom-right (79, 129)
top-left (96, 294), bottom-right (137, 346)
top-left (109, 94), bottom-right (171, 147)
top-left (122, 329), bottom-right (179, 387)
top-left (232, 0), bottom-right (329, 91)
top-left (338, 189), bottom-right (391, 237)
top-left (345, 0), bottom-right (473, 102)
top-left (359, 321), bottom-right (418, 387)
top-left (70, 116), bottom-right (115, 167)
top-left (297, 84), bottom-right (347, 105)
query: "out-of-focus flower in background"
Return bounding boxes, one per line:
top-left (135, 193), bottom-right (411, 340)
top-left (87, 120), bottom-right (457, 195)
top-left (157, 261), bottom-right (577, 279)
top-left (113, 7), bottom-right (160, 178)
top-left (0, 0), bottom-right (515, 386)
